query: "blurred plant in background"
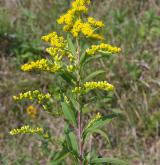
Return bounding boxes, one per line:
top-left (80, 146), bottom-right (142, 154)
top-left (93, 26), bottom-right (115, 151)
top-left (26, 105), bottom-right (38, 119)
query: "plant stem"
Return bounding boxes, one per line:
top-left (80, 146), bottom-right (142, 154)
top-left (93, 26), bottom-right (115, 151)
top-left (76, 38), bottom-right (83, 165)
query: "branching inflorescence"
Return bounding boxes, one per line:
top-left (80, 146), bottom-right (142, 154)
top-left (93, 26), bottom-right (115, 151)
top-left (10, 0), bottom-right (128, 164)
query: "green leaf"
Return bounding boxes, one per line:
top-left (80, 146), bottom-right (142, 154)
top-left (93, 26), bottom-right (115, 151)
top-left (82, 52), bottom-right (112, 67)
top-left (51, 149), bottom-right (69, 164)
top-left (80, 52), bottom-right (87, 66)
top-left (69, 94), bottom-right (79, 111)
top-left (68, 131), bottom-right (79, 154)
top-left (59, 72), bottom-right (76, 85)
top-left (83, 70), bottom-right (105, 82)
top-left (89, 114), bottom-right (117, 129)
top-left (91, 157), bottom-right (129, 165)
top-left (84, 129), bottom-right (110, 145)
top-left (83, 55), bottom-right (100, 66)
top-left (83, 114), bottom-right (117, 140)
top-left (67, 34), bottom-right (76, 55)
top-left (61, 102), bottom-right (77, 127)
top-left (64, 126), bottom-right (79, 159)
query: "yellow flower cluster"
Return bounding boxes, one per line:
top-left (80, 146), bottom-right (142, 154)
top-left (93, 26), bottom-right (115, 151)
top-left (67, 53), bottom-right (75, 62)
top-left (87, 17), bottom-right (105, 28)
top-left (86, 43), bottom-right (121, 55)
top-left (72, 86), bottom-right (82, 93)
top-left (9, 125), bottom-right (43, 135)
top-left (41, 31), bottom-right (76, 72)
top-left (46, 48), bottom-right (64, 60)
top-left (57, 10), bottom-right (74, 31)
top-left (81, 22), bottom-right (104, 40)
top-left (22, 32), bottom-right (74, 74)
top-left (86, 113), bottom-right (102, 129)
top-left (57, 0), bottom-right (90, 31)
top-left (26, 105), bottom-right (38, 118)
top-left (70, 19), bottom-right (104, 39)
top-left (71, 0), bottom-right (90, 13)
top-left (72, 81), bottom-right (114, 93)
top-left (84, 81), bottom-right (114, 91)
top-left (41, 32), bottom-right (65, 48)
top-left (21, 59), bottom-right (61, 73)
top-left (57, 0), bottom-right (104, 40)
top-left (71, 19), bottom-right (83, 37)
top-left (64, 96), bottom-right (70, 104)
top-left (13, 90), bottom-right (51, 103)
top-left (72, 0), bottom-right (91, 7)
top-left (66, 64), bottom-right (76, 72)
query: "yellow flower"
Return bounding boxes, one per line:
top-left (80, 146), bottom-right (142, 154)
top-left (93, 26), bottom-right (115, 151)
top-left (57, 9), bottom-right (75, 31)
top-left (71, 19), bottom-right (83, 37)
top-left (13, 90), bottom-right (51, 103)
top-left (86, 43), bottom-right (121, 55)
top-left (92, 34), bottom-right (105, 40)
top-left (70, 19), bottom-right (104, 39)
top-left (46, 47), bottom-right (65, 61)
top-left (74, 5), bottom-right (88, 13)
top-left (67, 53), bottom-right (75, 62)
top-left (9, 125), bottom-right (43, 135)
top-left (72, 87), bottom-right (82, 93)
top-left (81, 22), bottom-right (94, 37)
top-left (67, 65), bottom-right (75, 72)
top-left (64, 96), bottom-right (70, 104)
top-left (84, 81), bottom-right (114, 91)
top-left (57, 0), bottom-right (104, 40)
top-left (72, 0), bottom-right (91, 7)
top-left (42, 31), bottom-right (76, 67)
top-left (88, 17), bottom-right (105, 28)
top-left (71, 0), bottom-right (89, 13)
top-left (41, 32), bottom-right (65, 48)
top-left (72, 81), bottom-right (114, 93)
top-left (26, 105), bottom-right (38, 118)
top-left (21, 59), bottom-right (61, 73)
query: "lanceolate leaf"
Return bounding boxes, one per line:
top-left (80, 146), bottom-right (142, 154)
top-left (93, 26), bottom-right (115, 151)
top-left (59, 72), bottom-right (76, 85)
top-left (80, 52), bottom-right (88, 66)
top-left (83, 114), bottom-right (117, 140)
top-left (69, 94), bottom-right (79, 111)
top-left (67, 34), bottom-right (76, 55)
top-left (90, 157), bottom-right (129, 165)
top-left (61, 102), bottom-right (77, 127)
top-left (83, 70), bottom-right (105, 82)
top-left (84, 129), bottom-right (110, 145)
top-left (64, 126), bottom-right (79, 158)
top-left (82, 53), bottom-right (112, 67)
top-left (68, 131), bottom-right (79, 154)
top-left (82, 54), bottom-right (103, 66)
top-left (51, 149), bottom-right (69, 164)
top-left (88, 114), bottom-right (117, 130)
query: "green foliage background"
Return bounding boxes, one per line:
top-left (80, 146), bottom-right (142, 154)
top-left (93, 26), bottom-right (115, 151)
top-left (0, 0), bottom-right (160, 164)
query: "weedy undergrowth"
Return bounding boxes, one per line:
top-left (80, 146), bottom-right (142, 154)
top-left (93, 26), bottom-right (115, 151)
top-left (10, 0), bottom-right (128, 164)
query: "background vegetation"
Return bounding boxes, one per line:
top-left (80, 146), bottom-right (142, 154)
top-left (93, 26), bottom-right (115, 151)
top-left (0, 0), bottom-right (160, 164)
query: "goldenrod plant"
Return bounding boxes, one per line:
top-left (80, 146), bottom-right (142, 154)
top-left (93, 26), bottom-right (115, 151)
top-left (10, 0), bottom-right (128, 164)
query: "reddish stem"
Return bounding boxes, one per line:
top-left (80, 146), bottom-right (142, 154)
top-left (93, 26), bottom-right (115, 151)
top-left (76, 38), bottom-right (83, 165)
